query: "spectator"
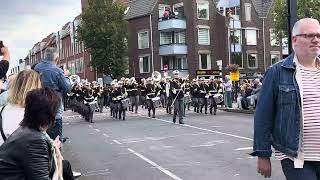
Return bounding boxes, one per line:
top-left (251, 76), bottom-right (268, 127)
top-left (0, 88), bottom-right (77, 179)
top-left (0, 45), bottom-right (10, 80)
top-left (0, 70), bottom-right (41, 145)
top-left (223, 75), bottom-right (233, 108)
top-left (34, 47), bottom-right (71, 141)
top-left (163, 7), bottom-right (170, 20)
top-left (252, 18), bottom-right (320, 179)
top-left (247, 78), bottom-right (262, 108)
top-left (0, 73), bottom-right (17, 106)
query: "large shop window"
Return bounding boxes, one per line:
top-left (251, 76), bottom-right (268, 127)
top-left (160, 32), bottom-right (172, 45)
top-left (198, 28), bottom-right (210, 45)
top-left (246, 29), bottom-right (257, 45)
top-left (247, 53), bottom-right (258, 68)
top-left (199, 53), bottom-right (211, 70)
top-left (271, 53), bottom-right (281, 65)
top-left (139, 55), bottom-right (150, 73)
top-left (138, 31), bottom-right (149, 49)
top-left (197, 2), bottom-right (209, 20)
top-left (161, 56), bottom-right (187, 70)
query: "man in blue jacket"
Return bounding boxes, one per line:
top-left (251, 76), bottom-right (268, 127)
top-left (35, 47), bottom-right (71, 141)
top-left (252, 18), bottom-right (320, 179)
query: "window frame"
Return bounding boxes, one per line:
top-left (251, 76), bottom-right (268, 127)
top-left (198, 53), bottom-right (211, 70)
top-left (244, 3), bottom-right (252, 22)
top-left (139, 55), bottom-right (151, 73)
top-left (197, 2), bottom-right (209, 20)
top-left (271, 52), bottom-right (281, 65)
top-left (247, 53), bottom-right (258, 69)
top-left (246, 29), bottom-right (257, 46)
top-left (138, 31), bottom-right (150, 49)
top-left (198, 27), bottom-right (210, 45)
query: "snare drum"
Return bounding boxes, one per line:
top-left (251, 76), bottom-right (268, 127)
top-left (184, 94), bottom-right (192, 104)
top-left (213, 94), bottom-right (223, 104)
top-left (152, 97), bottom-right (162, 108)
top-left (121, 98), bottom-right (131, 109)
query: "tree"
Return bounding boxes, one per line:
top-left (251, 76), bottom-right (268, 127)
top-left (272, 0), bottom-right (320, 43)
top-left (77, 0), bottom-right (128, 78)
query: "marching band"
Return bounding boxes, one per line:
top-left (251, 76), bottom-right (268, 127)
top-left (65, 70), bottom-right (225, 123)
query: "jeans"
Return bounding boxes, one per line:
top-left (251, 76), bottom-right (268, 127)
top-left (225, 91), bottom-right (232, 108)
top-left (48, 118), bottom-right (63, 141)
top-left (281, 159), bottom-right (320, 180)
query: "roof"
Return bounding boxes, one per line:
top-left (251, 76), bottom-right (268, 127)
top-left (250, 0), bottom-right (273, 18)
top-left (124, 0), bottom-right (158, 20)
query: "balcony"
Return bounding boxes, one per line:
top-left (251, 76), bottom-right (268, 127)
top-left (159, 44), bottom-right (187, 56)
top-left (158, 17), bottom-right (187, 32)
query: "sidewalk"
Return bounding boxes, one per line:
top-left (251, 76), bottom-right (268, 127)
top-left (218, 103), bottom-right (255, 114)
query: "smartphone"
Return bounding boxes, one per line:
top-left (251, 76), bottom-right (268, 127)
top-left (0, 41), bottom-right (4, 56)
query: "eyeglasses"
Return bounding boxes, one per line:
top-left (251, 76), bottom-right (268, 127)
top-left (295, 33), bottom-right (320, 40)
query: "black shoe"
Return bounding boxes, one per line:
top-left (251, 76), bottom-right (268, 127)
top-left (62, 137), bottom-right (69, 143)
top-left (214, 112), bottom-right (216, 115)
top-left (179, 122), bottom-right (184, 124)
top-left (173, 119), bottom-right (176, 123)
top-left (152, 115), bottom-right (155, 118)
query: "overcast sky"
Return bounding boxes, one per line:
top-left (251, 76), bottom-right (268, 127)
top-left (0, 0), bottom-right (81, 70)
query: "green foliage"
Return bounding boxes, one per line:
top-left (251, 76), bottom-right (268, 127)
top-left (272, 0), bottom-right (320, 43)
top-left (77, 0), bottom-right (128, 78)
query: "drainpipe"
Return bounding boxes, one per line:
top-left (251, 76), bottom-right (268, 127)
top-left (262, 18), bottom-right (266, 72)
top-left (149, 14), bottom-right (154, 72)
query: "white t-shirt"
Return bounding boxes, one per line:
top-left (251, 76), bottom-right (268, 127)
top-left (0, 104), bottom-right (25, 146)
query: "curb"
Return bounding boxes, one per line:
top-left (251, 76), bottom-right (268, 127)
top-left (219, 108), bottom-right (255, 114)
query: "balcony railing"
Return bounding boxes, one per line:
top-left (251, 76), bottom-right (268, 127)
top-left (159, 43), bottom-right (187, 56)
top-left (158, 16), bottom-right (187, 31)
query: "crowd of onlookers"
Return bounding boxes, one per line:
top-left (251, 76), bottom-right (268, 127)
top-left (235, 78), bottom-right (262, 110)
top-left (0, 46), bottom-right (81, 179)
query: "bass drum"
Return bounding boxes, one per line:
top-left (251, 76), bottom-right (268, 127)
top-left (152, 97), bottom-right (162, 108)
top-left (121, 98), bottom-right (131, 109)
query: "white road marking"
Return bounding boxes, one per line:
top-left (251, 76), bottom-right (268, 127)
top-left (191, 140), bottom-right (225, 148)
top-left (235, 147), bottom-right (253, 151)
top-left (103, 133), bottom-right (109, 137)
top-left (113, 140), bottom-right (122, 145)
top-left (128, 148), bottom-right (183, 180)
top-left (138, 115), bottom-right (253, 141)
top-left (94, 129), bottom-right (100, 132)
top-left (88, 125), bottom-right (93, 128)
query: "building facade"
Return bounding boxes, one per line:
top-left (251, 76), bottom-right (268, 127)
top-left (126, 0), bottom-right (284, 80)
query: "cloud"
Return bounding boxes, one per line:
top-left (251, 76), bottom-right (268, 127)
top-left (0, 0), bottom-right (81, 70)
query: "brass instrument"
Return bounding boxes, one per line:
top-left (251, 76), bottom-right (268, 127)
top-left (69, 75), bottom-right (81, 85)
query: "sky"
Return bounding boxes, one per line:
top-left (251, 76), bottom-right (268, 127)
top-left (0, 0), bottom-right (82, 70)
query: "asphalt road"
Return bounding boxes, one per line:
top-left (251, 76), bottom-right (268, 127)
top-left (62, 107), bottom-right (285, 180)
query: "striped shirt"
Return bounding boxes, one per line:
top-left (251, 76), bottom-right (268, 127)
top-left (275, 63), bottom-right (320, 161)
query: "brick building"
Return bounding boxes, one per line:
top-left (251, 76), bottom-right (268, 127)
top-left (125, 0), bottom-right (284, 80)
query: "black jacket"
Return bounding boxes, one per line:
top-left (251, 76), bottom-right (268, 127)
top-left (0, 127), bottom-right (54, 180)
top-left (0, 60), bottom-right (9, 79)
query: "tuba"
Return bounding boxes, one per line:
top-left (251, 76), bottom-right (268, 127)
top-left (69, 75), bottom-right (81, 85)
top-left (152, 71), bottom-right (161, 82)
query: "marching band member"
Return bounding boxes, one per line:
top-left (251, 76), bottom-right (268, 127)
top-left (159, 79), bottom-right (167, 108)
top-left (170, 70), bottom-right (184, 124)
top-left (165, 77), bottom-right (172, 114)
top-left (146, 77), bottom-right (156, 118)
top-left (184, 78), bottom-right (191, 112)
top-left (128, 77), bottom-right (139, 113)
top-left (139, 78), bottom-right (147, 109)
top-left (199, 78), bottom-right (208, 114)
top-left (207, 77), bottom-right (218, 115)
top-left (117, 81), bottom-right (127, 120)
top-left (191, 79), bottom-right (200, 113)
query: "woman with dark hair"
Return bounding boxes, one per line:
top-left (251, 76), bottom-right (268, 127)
top-left (0, 88), bottom-right (79, 180)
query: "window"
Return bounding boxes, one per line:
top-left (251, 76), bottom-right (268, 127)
top-left (160, 32), bottom-right (172, 45)
top-left (199, 53), bottom-right (211, 70)
top-left (161, 55), bottom-right (188, 70)
top-left (247, 53), bottom-right (257, 68)
top-left (198, 28), bottom-right (210, 45)
top-left (271, 53), bottom-right (281, 65)
top-left (270, 29), bottom-right (279, 47)
top-left (230, 29), bottom-right (242, 44)
top-left (226, 6), bottom-right (240, 20)
top-left (173, 3), bottom-right (184, 18)
top-left (246, 29), bottom-right (257, 45)
top-left (139, 55), bottom-right (150, 73)
top-left (174, 31), bottom-right (186, 44)
top-left (232, 52), bottom-right (243, 68)
top-left (244, 3), bottom-right (251, 22)
top-left (138, 31), bottom-right (149, 49)
top-left (197, 2), bottom-right (209, 20)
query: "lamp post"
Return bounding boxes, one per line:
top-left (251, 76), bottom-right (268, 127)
top-left (287, 0), bottom-right (297, 54)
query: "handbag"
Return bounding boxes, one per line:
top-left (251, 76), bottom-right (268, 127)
top-left (0, 105), bottom-right (7, 141)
